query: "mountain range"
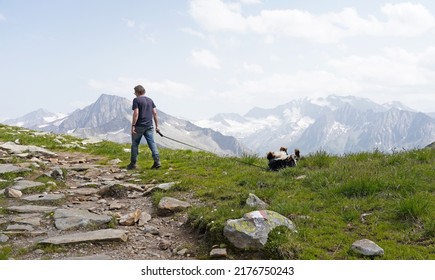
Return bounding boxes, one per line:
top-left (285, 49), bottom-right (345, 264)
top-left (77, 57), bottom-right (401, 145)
top-left (3, 94), bottom-right (434, 156)
top-left (3, 94), bottom-right (246, 156)
top-left (195, 95), bottom-right (435, 155)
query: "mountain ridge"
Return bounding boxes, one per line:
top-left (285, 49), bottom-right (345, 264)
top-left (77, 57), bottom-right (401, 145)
top-left (195, 95), bottom-right (435, 155)
top-left (2, 94), bottom-right (246, 156)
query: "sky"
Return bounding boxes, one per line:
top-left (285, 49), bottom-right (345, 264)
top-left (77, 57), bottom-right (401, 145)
top-left (1, 0), bottom-right (435, 121)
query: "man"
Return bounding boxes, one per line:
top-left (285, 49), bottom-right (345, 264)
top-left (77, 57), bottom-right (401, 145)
top-left (127, 85), bottom-right (161, 170)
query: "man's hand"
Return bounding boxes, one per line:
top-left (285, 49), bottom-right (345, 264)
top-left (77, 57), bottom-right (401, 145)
top-left (131, 126), bottom-right (137, 135)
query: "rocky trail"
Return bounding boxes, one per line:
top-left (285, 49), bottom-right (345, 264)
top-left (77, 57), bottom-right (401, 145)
top-left (0, 141), bottom-right (214, 260)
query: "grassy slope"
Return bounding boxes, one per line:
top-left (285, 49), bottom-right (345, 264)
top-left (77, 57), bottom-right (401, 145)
top-left (1, 124), bottom-right (434, 260)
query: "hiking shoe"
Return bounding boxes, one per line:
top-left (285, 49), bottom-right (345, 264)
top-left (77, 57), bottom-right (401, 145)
top-left (126, 163), bottom-right (136, 170)
top-left (151, 162), bottom-right (161, 169)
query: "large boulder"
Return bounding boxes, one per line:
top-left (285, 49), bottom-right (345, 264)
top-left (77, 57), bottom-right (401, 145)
top-left (224, 210), bottom-right (296, 250)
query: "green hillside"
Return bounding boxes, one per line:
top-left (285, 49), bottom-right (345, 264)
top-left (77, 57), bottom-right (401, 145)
top-left (1, 124), bottom-right (434, 259)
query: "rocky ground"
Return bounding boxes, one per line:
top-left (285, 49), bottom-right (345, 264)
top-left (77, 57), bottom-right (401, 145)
top-left (0, 142), bottom-right (217, 260)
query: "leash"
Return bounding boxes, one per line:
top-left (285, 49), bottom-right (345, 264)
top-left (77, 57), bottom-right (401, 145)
top-left (157, 130), bottom-right (211, 153)
top-left (156, 130), bottom-right (267, 170)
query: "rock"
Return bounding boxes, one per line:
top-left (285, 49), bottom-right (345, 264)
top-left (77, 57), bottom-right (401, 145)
top-left (54, 208), bottom-right (112, 230)
top-left (9, 180), bottom-right (45, 191)
top-left (48, 168), bottom-right (64, 180)
top-left (119, 209), bottom-right (142, 226)
top-left (62, 254), bottom-right (113, 260)
top-left (157, 197), bottom-right (191, 216)
top-left (0, 141), bottom-right (56, 157)
top-left (109, 201), bottom-right (124, 210)
top-left (0, 234), bottom-right (9, 243)
top-left (0, 164), bottom-right (31, 175)
top-left (143, 225), bottom-right (160, 235)
top-left (224, 210), bottom-right (297, 250)
top-left (3, 187), bottom-right (23, 198)
top-left (351, 239), bottom-right (384, 256)
top-left (159, 239), bottom-right (171, 250)
top-left (22, 193), bottom-right (65, 202)
top-left (210, 248), bottom-right (227, 259)
top-left (6, 224), bottom-right (34, 231)
top-left (7, 205), bottom-right (57, 213)
top-left (143, 182), bottom-right (178, 195)
top-left (67, 188), bottom-right (99, 196)
top-left (11, 214), bottom-right (41, 226)
top-left (246, 193), bottom-right (268, 209)
top-left (108, 159), bottom-right (122, 165)
top-left (39, 229), bottom-right (128, 245)
top-left (138, 212), bottom-right (152, 226)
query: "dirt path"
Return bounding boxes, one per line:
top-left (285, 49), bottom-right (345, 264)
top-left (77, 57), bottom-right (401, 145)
top-left (1, 150), bottom-right (200, 260)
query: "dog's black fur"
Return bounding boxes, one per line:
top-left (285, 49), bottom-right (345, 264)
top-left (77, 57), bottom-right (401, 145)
top-left (267, 147), bottom-right (300, 171)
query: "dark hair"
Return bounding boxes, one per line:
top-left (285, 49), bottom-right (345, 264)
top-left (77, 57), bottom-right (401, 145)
top-left (134, 85), bottom-right (146, 95)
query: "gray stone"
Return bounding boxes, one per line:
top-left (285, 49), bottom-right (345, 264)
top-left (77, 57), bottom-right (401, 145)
top-left (143, 182), bottom-right (178, 195)
top-left (109, 201), bottom-right (124, 210)
top-left (22, 193), bottom-right (65, 202)
top-left (351, 239), bottom-right (384, 256)
top-left (8, 205), bottom-right (57, 213)
top-left (143, 225), bottom-right (160, 235)
top-left (246, 193), bottom-right (268, 209)
top-left (10, 180), bottom-right (45, 191)
top-left (39, 229), bottom-right (128, 245)
top-left (108, 159), bottom-right (122, 165)
top-left (3, 187), bottom-right (23, 198)
top-left (6, 224), bottom-right (34, 231)
top-left (0, 234), bottom-right (9, 243)
top-left (157, 197), bottom-right (191, 215)
top-left (48, 168), bottom-right (64, 180)
top-left (0, 142), bottom-right (56, 157)
top-left (54, 208), bottom-right (112, 230)
top-left (0, 164), bottom-right (31, 175)
top-left (138, 212), bottom-right (152, 226)
top-left (159, 239), bottom-right (171, 250)
top-left (62, 254), bottom-right (113, 260)
top-left (67, 188), bottom-right (99, 196)
top-left (224, 210), bottom-right (297, 250)
top-left (11, 214), bottom-right (41, 226)
top-left (210, 248), bottom-right (227, 258)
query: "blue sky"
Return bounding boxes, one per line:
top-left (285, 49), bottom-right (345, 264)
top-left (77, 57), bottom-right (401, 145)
top-left (1, 0), bottom-right (435, 121)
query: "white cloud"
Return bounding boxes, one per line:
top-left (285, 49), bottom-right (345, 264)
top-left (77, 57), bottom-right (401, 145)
top-left (214, 71), bottom-right (360, 107)
top-left (328, 48), bottom-right (435, 88)
top-left (180, 27), bottom-right (206, 39)
top-left (189, 0), bottom-right (247, 32)
top-left (88, 77), bottom-right (193, 99)
top-left (189, 1), bottom-right (435, 42)
top-left (189, 49), bottom-right (221, 69)
top-left (0, 13), bottom-right (5, 21)
top-left (123, 18), bottom-right (135, 28)
top-left (240, 0), bottom-right (261, 4)
top-left (243, 62), bottom-right (263, 74)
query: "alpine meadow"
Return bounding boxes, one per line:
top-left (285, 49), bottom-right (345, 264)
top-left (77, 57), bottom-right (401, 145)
top-left (0, 123), bottom-right (434, 260)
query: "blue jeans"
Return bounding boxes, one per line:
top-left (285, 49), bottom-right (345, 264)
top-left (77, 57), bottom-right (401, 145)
top-left (130, 126), bottom-right (160, 165)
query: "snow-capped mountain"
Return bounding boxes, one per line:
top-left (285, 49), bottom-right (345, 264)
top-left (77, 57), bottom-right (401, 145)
top-left (3, 94), bottom-right (247, 156)
top-left (195, 95), bottom-right (435, 155)
top-left (3, 109), bottom-right (67, 129)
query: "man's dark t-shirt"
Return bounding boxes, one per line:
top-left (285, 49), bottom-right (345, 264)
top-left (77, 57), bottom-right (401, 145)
top-left (132, 95), bottom-right (156, 128)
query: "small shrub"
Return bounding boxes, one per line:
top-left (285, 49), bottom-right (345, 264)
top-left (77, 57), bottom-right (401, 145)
top-left (264, 226), bottom-right (301, 259)
top-left (395, 195), bottom-right (430, 221)
top-left (0, 246), bottom-right (12, 260)
top-left (337, 177), bottom-right (385, 198)
top-left (307, 150), bottom-right (334, 169)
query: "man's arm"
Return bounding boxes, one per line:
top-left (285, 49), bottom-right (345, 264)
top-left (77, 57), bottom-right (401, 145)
top-left (131, 108), bottom-right (139, 134)
top-left (152, 108), bottom-right (159, 132)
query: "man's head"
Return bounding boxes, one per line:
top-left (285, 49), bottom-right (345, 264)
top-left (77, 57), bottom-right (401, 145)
top-left (134, 85), bottom-right (146, 96)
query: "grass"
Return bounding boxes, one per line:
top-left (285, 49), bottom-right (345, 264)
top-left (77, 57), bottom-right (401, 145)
top-left (1, 123), bottom-right (434, 259)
